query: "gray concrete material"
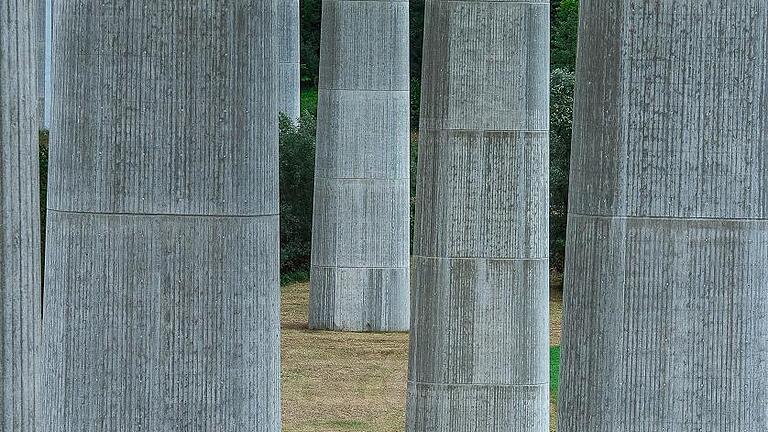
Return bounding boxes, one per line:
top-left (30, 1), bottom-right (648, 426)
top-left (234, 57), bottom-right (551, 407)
top-left (406, 0), bottom-right (550, 430)
top-left (47, 2), bottom-right (278, 216)
top-left (44, 0), bottom-right (52, 128)
top-left (309, 266), bottom-right (409, 331)
top-left (277, 0), bottom-right (300, 121)
top-left (558, 2), bottom-right (768, 431)
top-left (407, 383), bottom-right (549, 431)
top-left (0, 1), bottom-right (43, 430)
top-left (314, 90), bottom-right (410, 180)
top-left (43, 2), bottom-right (279, 431)
top-left (308, 0), bottom-right (410, 332)
top-left (42, 212), bottom-right (280, 431)
top-left (36, 0), bottom-right (46, 128)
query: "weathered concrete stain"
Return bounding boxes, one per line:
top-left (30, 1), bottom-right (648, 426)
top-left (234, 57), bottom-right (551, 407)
top-left (309, 0), bottom-right (411, 332)
top-left (42, 2), bottom-right (280, 430)
top-left (558, 2), bottom-right (768, 431)
top-left (406, 0), bottom-right (551, 430)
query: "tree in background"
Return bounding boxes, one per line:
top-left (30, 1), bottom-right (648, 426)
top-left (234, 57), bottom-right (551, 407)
top-left (300, 0), bottom-right (322, 86)
top-left (551, 0), bottom-right (578, 70)
top-left (549, 69), bottom-right (575, 272)
top-left (291, 0), bottom-right (580, 279)
top-left (279, 114), bottom-right (316, 281)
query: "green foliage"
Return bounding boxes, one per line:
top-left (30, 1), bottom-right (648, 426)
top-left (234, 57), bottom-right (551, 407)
top-left (279, 113), bottom-right (317, 277)
top-left (410, 79), bottom-right (421, 130)
top-left (300, 0), bottom-right (426, 105)
top-left (410, 0), bottom-right (425, 80)
top-left (300, 88), bottom-right (319, 116)
top-left (550, 0), bottom-right (562, 18)
top-left (550, 68), bottom-right (575, 271)
top-left (551, 0), bottom-right (579, 70)
top-left (300, 0), bottom-right (322, 86)
top-left (281, 270), bottom-right (311, 286)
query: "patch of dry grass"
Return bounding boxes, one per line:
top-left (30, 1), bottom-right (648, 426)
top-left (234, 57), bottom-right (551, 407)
top-left (281, 282), bottom-right (564, 432)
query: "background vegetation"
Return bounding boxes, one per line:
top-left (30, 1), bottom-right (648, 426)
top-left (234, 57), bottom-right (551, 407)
top-left (281, 0), bottom-right (580, 277)
top-left (34, 4), bottom-right (580, 430)
top-left (38, 1), bottom-right (580, 280)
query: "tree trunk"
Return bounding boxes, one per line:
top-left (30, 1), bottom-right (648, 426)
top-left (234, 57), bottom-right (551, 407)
top-left (42, 2), bottom-right (280, 430)
top-left (405, 0), bottom-right (550, 430)
top-left (558, 2), bottom-right (768, 430)
top-left (278, 0), bottom-right (300, 121)
top-left (308, 0), bottom-right (410, 332)
top-left (0, 0), bottom-right (43, 429)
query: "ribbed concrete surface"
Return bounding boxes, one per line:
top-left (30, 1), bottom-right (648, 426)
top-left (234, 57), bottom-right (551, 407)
top-left (278, 0), bottom-right (300, 120)
top-left (0, 1), bottom-right (43, 430)
top-left (558, 2), bottom-right (768, 431)
top-left (309, 0), bottom-right (410, 332)
top-left (43, 2), bottom-right (280, 431)
top-left (36, 0), bottom-right (45, 128)
top-left (406, 0), bottom-right (550, 430)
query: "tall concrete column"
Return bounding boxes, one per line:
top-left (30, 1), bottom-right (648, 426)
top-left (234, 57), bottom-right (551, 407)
top-left (42, 2), bottom-right (280, 430)
top-left (44, 0), bottom-right (53, 128)
top-left (405, 0), bottom-right (550, 430)
top-left (558, 2), bottom-right (768, 431)
top-left (308, 0), bottom-right (410, 332)
top-left (0, 1), bottom-right (43, 430)
top-left (36, 0), bottom-right (45, 128)
top-left (278, 0), bottom-right (300, 121)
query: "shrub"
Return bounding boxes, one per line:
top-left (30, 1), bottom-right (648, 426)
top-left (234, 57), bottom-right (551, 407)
top-left (550, 68), bottom-right (575, 271)
top-left (551, 0), bottom-right (579, 71)
top-left (279, 112), bottom-right (317, 278)
top-left (410, 79), bottom-right (421, 131)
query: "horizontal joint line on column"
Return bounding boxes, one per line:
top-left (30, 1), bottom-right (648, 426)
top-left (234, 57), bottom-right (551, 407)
top-left (420, 128), bottom-right (548, 133)
top-left (408, 380), bottom-right (549, 388)
top-left (318, 88), bottom-right (409, 93)
top-left (326, 0), bottom-right (409, 3)
top-left (413, 255), bottom-right (548, 261)
top-left (48, 209), bottom-right (278, 218)
top-left (314, 176), bottom-right (409, 181)
top-left (442, 0), bottom-right (549, 4)
top-left (312, 265), bottom-right (408, 270)
top-left (568, 212), bottom-right (768, 223)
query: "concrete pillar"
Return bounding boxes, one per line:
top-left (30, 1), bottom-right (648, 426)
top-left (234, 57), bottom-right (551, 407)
top-left (558, 2), bottom-right (768, 430)
top-left (278, 0), bottom-right (300, 121)
top-left (44, 0), bottom-right (52, 128)
top-left (0, 0), bottom-right (43, 430)
top-left (42, 2), bottom-right (280, 430)
top-left (308, 0), bottom-right (410, 332)
top-left (36, 0), bottom-right (45, 128)
top-left (405, 0), bottom-right (550, 430)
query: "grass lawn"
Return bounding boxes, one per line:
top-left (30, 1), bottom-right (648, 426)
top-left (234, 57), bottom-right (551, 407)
top-left (281, 281), bottom-right (564, 432)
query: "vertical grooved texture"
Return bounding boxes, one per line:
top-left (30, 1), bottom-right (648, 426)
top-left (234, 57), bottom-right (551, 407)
top-left (42, 2), bottom-right (280, 431)
top-left (308, 0), bottom-right (410, 332)
top-left (558, 2), bottom-right (768, 431)
top-left (0, 0), bottom-right (43, 429)
top-left (406, 0), bottom-right (550, 430)
top-left (277, 0), bottom-right (300, 121)
top-left (36, 0), bottom-right (45, 128)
